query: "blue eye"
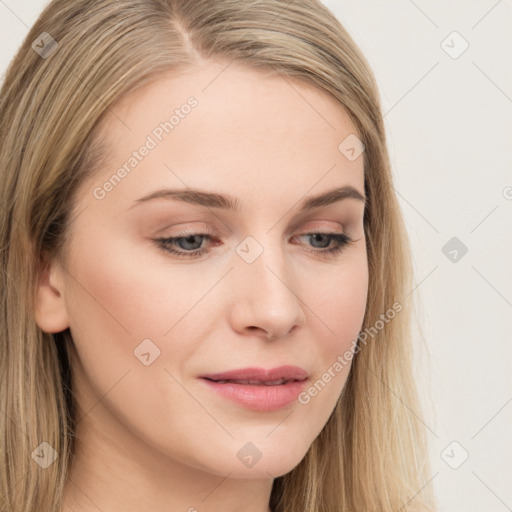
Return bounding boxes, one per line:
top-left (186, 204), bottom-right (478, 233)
top-left (154, 232), bottom-right (353, 260)
top-left (154, 233), bottom-right (212, 259)
top-left (297, 232), bottom-right (352, 256)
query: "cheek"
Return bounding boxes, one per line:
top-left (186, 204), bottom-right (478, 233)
top-left (65, 225), bottom-right (205, 342)
top-left (308, 253), bottom-right (369, 355)
top-left (296, 254), bottom-right (368, 414)
top-left (63, 231), bottom-right (210, 451)
top-left (63, 224), bottom-right (222, 410)
top-left (61, 230), bottom-right (174, 409)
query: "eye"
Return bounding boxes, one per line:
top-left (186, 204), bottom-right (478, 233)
top-left (153, 231), bottom-right (354, 260)
top-left (154, 233), bottom-right (214, 259)
top-left (293, 232), bottom-right (353, 256)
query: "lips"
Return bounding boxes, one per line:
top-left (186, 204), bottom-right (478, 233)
top-left (199, 365), bottom-right (309, 412)
top-left (210, 378), bottom-right (292, 386)
top-left (201, 365), bottom-right (308, 385)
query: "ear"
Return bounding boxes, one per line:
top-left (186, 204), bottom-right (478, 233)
top-left (34, 250), bottom-right (70, 333)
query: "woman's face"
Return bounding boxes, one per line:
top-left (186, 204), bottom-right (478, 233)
top-left (36, 61), bottom-right (368, 479)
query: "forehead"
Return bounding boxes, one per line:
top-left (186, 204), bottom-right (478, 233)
top-left (80, 61), bottom-right (364, 214)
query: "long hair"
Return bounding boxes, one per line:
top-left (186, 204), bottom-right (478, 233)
top-left (0, 1), bottom-right (436, 510)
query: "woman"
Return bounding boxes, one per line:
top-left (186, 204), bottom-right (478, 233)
top-left (0, 0), bottom-right (435, 511)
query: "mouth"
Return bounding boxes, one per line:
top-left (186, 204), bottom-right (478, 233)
top-left (202, 377), bottom-right (301, 386)
top-left (198, 366), bottom-right (309, 412)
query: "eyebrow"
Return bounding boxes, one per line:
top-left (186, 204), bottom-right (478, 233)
top-left (128, 185), bottom-right (366, 212)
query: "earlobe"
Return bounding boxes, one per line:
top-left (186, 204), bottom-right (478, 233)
top-left (33, 251), bottom-right (70, 334)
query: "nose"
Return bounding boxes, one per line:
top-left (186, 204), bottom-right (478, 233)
top-left (228, 241), bottom-right (306, 341)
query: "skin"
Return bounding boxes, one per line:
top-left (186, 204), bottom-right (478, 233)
top-left (34, 60), bottom-right (368, 512)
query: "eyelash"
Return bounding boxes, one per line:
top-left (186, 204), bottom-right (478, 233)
top-left (153, 231), bottom-right (354, 260)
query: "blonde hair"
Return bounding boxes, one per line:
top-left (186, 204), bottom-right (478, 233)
top-left (0, 0), bottom-right (436, 510)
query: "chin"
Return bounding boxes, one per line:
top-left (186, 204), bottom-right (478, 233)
top-left (233, 440), bottom-right (310, 480)
top-left (228, 457), bottom-right (305, 480)
top-left (185, 440), bottom-right (310, 480)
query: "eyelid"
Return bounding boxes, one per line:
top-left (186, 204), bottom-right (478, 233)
top-left (158, 222), bottom-right (214, 237)
top-left (287, 218), bottom-right (345, 236)
top-left (299, 220), bottom-right (343, 229)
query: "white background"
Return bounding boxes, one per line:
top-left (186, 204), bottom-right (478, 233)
top-left (1, 1), bottom-right (511, 511)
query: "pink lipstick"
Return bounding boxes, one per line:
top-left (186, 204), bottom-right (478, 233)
top-left (199, 365), bottom-right (309, 412)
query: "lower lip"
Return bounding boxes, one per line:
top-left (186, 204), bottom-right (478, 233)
top-left (200, 378), bottom-right (308, 412)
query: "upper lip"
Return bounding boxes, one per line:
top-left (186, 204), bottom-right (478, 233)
top-left (201, 365), bottom-right (308, 382)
